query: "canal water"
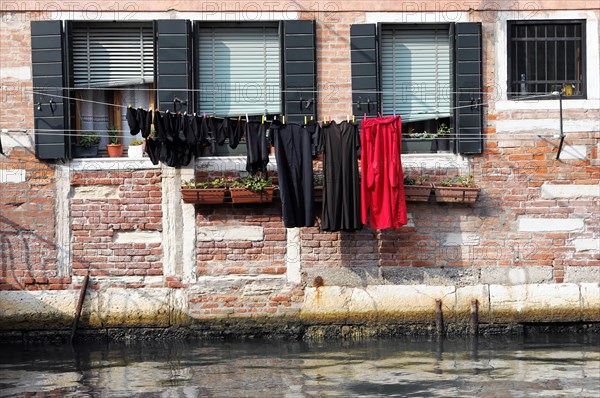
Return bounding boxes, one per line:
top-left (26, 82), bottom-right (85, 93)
top-left (1, 334), bottom-right (598, 397)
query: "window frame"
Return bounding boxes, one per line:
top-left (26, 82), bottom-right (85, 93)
top-left (506, 19), bottom-right (587, 100)
top-left (378, 22), bottom-right (456, 154)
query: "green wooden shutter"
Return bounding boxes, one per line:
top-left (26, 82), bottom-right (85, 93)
top-left (454, 23), bottom-right (483, 154)
top-left (282, 20), bottom-right (316, 123)
top-left (31, 20), bottom-right (68, 159)
top-left (72, 22), bottom-right (154, 88)
top-left (350, 24), bottom-right (379, 118)
top-left (197, 24), bottom-right (281, 116)
top-left (380, 26), bottom-right (451, 122)
top-left (156, 20), bottom-right (193, 113)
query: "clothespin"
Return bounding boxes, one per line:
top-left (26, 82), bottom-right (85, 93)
top-left (347, 114), bottom-right (349, 122)
top-left (262, 115), bottom-right (265, 124)
top-left (311, 116), bottom-right (314, 121)
top-left (378, 112), bottom-right (382, 118)
top-left (203, 112), bottom-right (206, 118)
top-left (363, 113), bottom-right (367, 120)
top-left (304, 116), bottom-right (307, 124)
top-left (245, 113), bottom-right (249, 122)
top-left (128, 104), bottom-right (132, 108)
top-left (328, 116), bottom-right (332, 122)
top-left (352, 115), bottom-right (355, 123)
top-left (323, 116), bottom-right (326, 123)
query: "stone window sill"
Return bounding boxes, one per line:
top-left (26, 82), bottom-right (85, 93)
top-left (70, 157), bottom-right (159, 171)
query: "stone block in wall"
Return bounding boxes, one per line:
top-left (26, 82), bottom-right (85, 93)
top-left (518, 218), bottom-right (584, 232)
top-left (98, 288), bottom-right (171, 327)
top-left (480, 266), bottom-right (553, 285)
top-left (564, 266), bottom-right (600, 283)
top-left (540, 184), bottom-right (600, 199)
top-left (580, 283), bottom-right (600, 322)
top-left (489, 284), bottom-right (581, 323)
top-left (197, 226), bottom-right (264, 242)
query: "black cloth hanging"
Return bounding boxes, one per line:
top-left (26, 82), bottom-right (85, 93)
top-left (318, 120), bottom-right (362, 232)
top-left (126, 107), bottom-right (153, 138)
top-left (145, 135), bottom-right (160, 165)
top-left (245, 121), bottom-right (270, 175)
top-left (228, 117), bottom-right (245, 149)
top-left (270, 121), bottom-right (314, 228)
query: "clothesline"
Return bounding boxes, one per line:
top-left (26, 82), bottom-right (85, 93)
top-left (29, 89), bottom-right (553, 117)
top-left (29, 86), bottom-right (527, 96)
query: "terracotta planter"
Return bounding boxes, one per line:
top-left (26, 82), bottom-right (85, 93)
top-left (229, 187), bottom-right (274, 204)
top-left (314, 185), bottom-right (323, 202)
top-left (434, 184), bottom-right (480, 203)
top-left (106, 144), bottom-right (123, 157)
top-left (181, 188), bottom-right (226, 204)
top-left (404, 183), bottom-right (433, 202)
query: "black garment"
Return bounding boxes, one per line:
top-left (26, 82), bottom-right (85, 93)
top-left (145, 136), bottom-right (160, 165)
top-left (271, 121), bottom-right (314, 228)
top-left (318, 121), bottom-right (362, 232)
top-left (126, 107), bottom-right (153, 138)
top-left (228, 118), bottom-right (245, 149)
top-left (245, 121), bottom-right (270, 174)
top-left (152, 111), bottom-right (192, 167)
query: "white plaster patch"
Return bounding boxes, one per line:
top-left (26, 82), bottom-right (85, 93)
top-left (113, 231), bottom-right (162, 244)
top-left (541, 184), bottom-right (600, 199)
top-left (196, 155), bottom-right (277, 172)
top-left (0, 132), bottom-right (33, 150)
top-left (197, 225), bottom-right (264, 241)
top-left (0, 169), bottom-right (26, 183)
top-left (559, 145), bottom-right (587, 160)
top-left (573, 238), bottom-right (600, 252)
top-left (72, 185), bottom-right (119, 199)
top-left (286, 228), bottom-right (301, 284)
top-left (0, 66), bottom-right (31, 80)
top-left (518, 218), bottom-right (584, 232)
top-left (443, 232), bottom-right (480, 247)
top-left (496, 119), bottom-right (599, 134)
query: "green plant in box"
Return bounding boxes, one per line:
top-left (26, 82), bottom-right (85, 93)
top-left (78, 131), bottom-right (101, 148)
top-left (231, 175), bottom-right (273, 192)
top-left (108, 125), bottom-right (120, 144)
top-left (130, 139), bottom-right (143, 146)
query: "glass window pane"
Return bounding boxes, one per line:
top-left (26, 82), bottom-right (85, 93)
top-left (557, 41), bottom-right (566, 80)
top-left (536, 41), bottom-right (546, 81)
top-left (547, 40), bottom-right (556, 81)
top-left (566, 41), bottom-right (575, 80)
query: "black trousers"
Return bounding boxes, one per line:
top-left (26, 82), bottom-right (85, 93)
top-left (271, 122), bottom-right (315, 228)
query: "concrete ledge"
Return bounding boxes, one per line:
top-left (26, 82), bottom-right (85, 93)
top-left (541, 183), bottom-right (600, 199)
top-left (480, 266), bottom-right (553, 285)
top-left (518, 217), bottom-right (584, 232)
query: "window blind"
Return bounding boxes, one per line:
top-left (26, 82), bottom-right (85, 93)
top-left (197, 25), bottom-right (281, 116)
top-left (381, 27), bottom-right (451, 122)
top-left (72, 23), bottom-right (154, 88)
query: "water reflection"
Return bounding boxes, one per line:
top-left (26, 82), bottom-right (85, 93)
top-left (0, 334), bottom-right (598, 397)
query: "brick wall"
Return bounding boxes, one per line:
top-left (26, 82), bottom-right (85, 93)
top-left (70, 170), bottom-right (163, 278)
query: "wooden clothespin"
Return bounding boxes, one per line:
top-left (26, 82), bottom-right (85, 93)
top-left (323, 116), bottom-right (326, 123)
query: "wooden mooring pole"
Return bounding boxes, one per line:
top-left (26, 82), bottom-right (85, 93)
top-left (70, 274), bottom-right (89, 344)
top-left (470, 299), bottom-right (479, 335)
top-left (435, 299), bottom-right (444, 336)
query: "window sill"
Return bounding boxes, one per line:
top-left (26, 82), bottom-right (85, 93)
top-left (401, 153), bottom-right (468, 171)
top-left (196, 155), bottom-right (278, 172)
top-left (70, 157), bottom-right (159, 171)
top-left (496, 98), bottom-right (599, 111)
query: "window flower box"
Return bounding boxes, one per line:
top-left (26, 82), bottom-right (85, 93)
top-left (404, 183), bottom-right (433, 202)
top-left (229, 187), bottom-right (274, 204)
top-left (181, 188), bottom-right (226, 204)
top-left (433, 174), bottom-right (480, 203)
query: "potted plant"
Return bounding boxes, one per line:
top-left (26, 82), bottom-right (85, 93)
top-left (434, 173), bottom-right (480, 203)
top-left (313, 173), bottom-right (324, 203)
top-left (403, 175), bottom-right (433, 202)
top-left (402, 128), bottom-right (436, 154)
top-left (128, 139), bottom-right (144, 158)
top-left (229, 174), bottom-right (274, 204)
top-left (106, 125), bottom-right (123, 157)
top-left (432, 123), bottom-right (451, 153)
top-left (181, 177), bottom-right (227, 204)
top-left (74, 131), bottom-right (101, 158)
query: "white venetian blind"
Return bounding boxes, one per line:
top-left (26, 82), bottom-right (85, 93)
top-left (197, 25), bottom-right (281, 116)
top-left (72, 23), bottom-right (154, 88)
top-left (381, 27), bottom-right (451, 122)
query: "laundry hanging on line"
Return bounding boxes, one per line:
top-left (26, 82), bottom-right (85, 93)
top-left (360, 115), bottom-right (407, 230)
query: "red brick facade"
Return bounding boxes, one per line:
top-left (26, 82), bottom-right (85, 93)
top-left (0, 2), bottom-right (598, 328)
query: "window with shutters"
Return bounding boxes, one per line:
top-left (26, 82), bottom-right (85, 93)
top-left (71, 22), bottom-right (155, 155)
top-left (507, 20), bottom-right (586, 99)
top-left (380, 24), bottom-right (452, 154)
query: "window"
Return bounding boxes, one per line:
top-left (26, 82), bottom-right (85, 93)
top-left (71, 22), bottom-right (154, 154)
top-left (196, 24), bottom-right (281, 116)
top-left (350, 22), bottom-right (483, 155)
top-left (508, 20), bottom-right (586, 99)
top-left (380, 25), bottom-right (452, 153)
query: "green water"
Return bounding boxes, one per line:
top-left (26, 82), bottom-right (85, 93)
top-left (1, 334), bottom-right (598, 397)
